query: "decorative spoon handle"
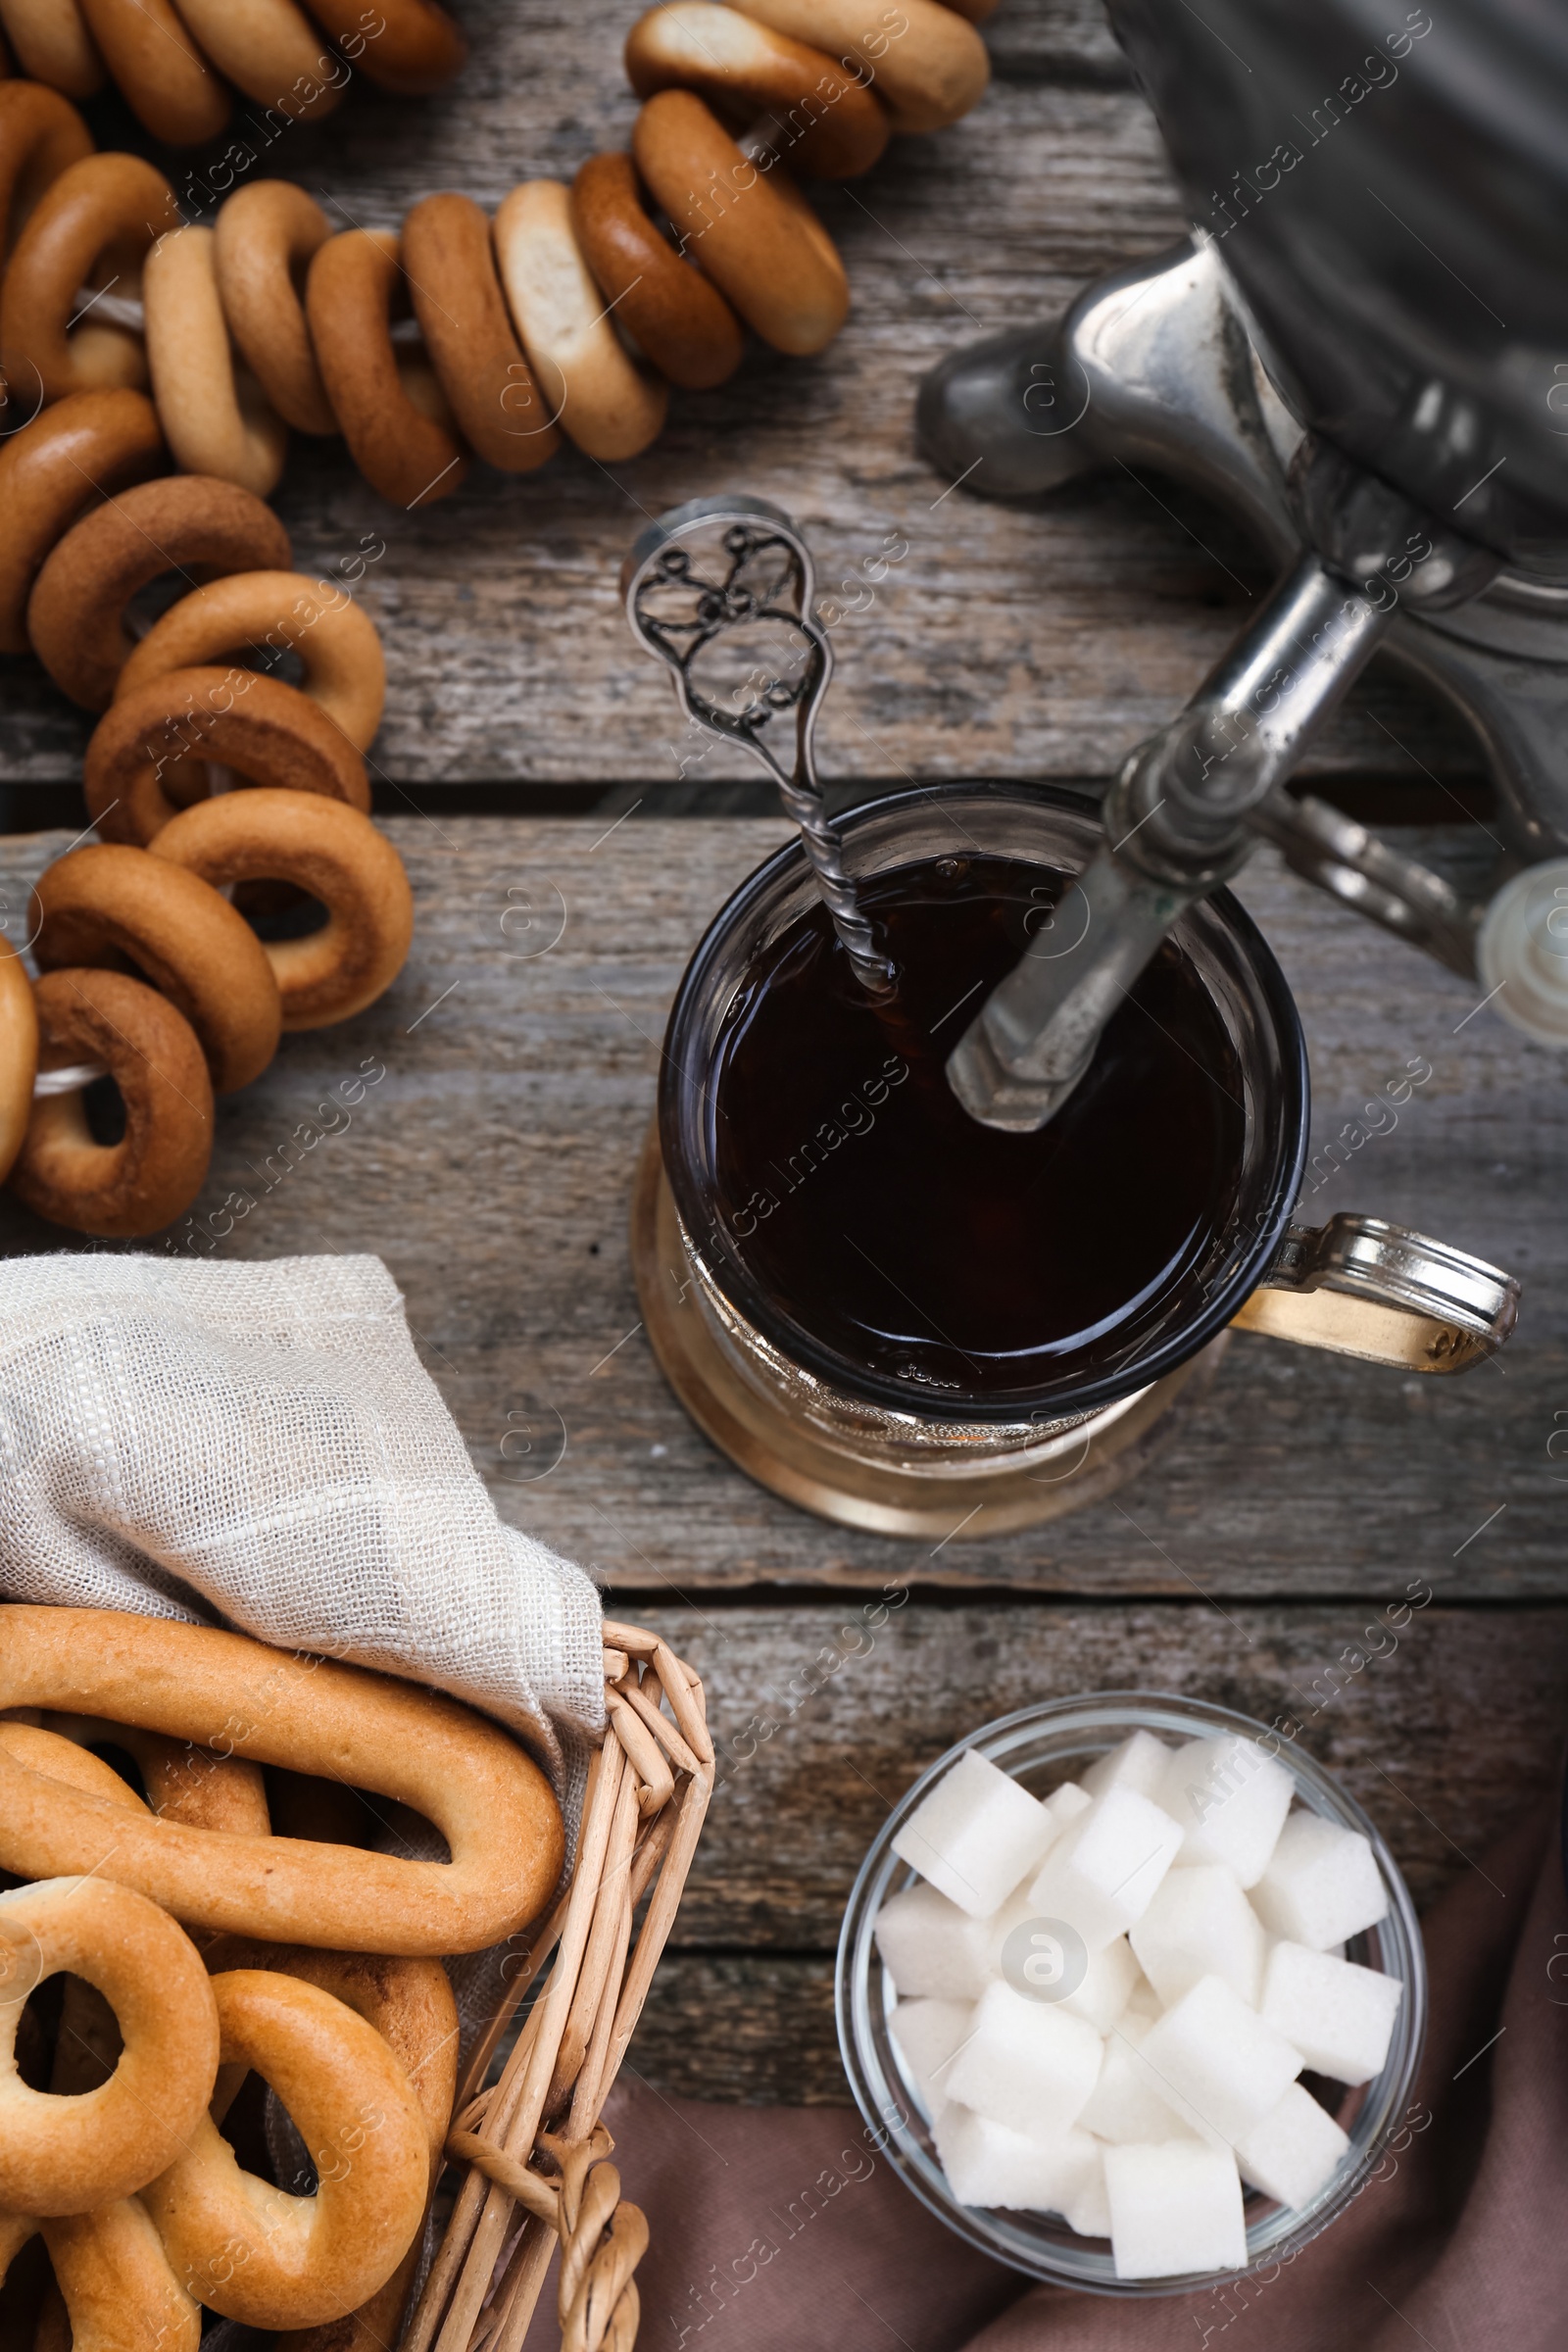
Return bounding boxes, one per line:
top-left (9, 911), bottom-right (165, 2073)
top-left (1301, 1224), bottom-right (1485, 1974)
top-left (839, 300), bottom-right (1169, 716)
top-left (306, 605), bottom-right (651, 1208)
top-left (621, 494), bottom-right (893, 996)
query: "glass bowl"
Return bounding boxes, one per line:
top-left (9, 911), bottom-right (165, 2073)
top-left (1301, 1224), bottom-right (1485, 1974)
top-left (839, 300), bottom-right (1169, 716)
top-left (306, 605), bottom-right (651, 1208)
top-left (835, 1690), bottom-right (1427, 2295)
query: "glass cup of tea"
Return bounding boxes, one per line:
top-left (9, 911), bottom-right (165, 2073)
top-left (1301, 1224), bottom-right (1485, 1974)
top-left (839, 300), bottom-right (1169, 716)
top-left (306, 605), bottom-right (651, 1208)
top-left (634, 782), bottom-right (1518, 1537)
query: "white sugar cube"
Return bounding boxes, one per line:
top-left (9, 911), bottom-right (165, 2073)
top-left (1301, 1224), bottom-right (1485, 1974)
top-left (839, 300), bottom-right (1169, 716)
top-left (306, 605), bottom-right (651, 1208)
top-left (1234, 2082), bottom-right (1350, 2209)
top-left (934, 2105), bottom-right (1100, 2213)
top-left (1124, 1973), bottom-right (1163, 2021)
top-left (1063, 2141), bottom-right (1111, 2237)
top-left (1083, 1730), bottom-right (1170, 1802)
top-left (890, 1997), bottom-right (975, 2116)
top-left (945, 1979), bottom-right (1103, 2137)
top-left (1057, 1932), bottom-right (1139, 2033)
top-left (1103, 2141), bottom-right (1248, 2278)
top-left (1027, 1786), bottom-right (1185, 1952)
top-left (1251, 1814), bottom-right (1390, 1951)
top-left (1138, 1974), bottom-right (1302, 2145)
top-left (1260, 1941), bottom-right (1402, 2084)
top-left (894, 1749), bottom-right (1056, 1917)
top-left (1131, 1864), bottom-right (1267, 2008)
top-left (875, 1882), bottom-right (995, 2000)
top-left (1079, 2013), bottom-right (1196, 2144)
top-left (1158, 1736), bottom-right (1294, 1888)
top-left (1042, 1779), bottom-right (1093, 1843)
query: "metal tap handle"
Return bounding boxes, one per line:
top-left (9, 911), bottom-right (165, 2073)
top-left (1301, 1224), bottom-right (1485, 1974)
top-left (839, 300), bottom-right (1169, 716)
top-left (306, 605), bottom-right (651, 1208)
top-left (621, 494), bottom-right (893, 995)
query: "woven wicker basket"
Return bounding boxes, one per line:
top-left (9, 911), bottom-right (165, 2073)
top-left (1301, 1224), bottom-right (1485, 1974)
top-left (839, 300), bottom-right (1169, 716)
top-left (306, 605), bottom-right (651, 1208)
top-left (403, 1621), bottom-right (712, 2352)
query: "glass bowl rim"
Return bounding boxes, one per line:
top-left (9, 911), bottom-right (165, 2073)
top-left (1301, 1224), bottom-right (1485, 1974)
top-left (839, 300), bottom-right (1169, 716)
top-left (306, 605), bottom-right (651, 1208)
top-left (834, 1687), bottom-right (1429, 2296)
top-left (659, 779), bottom-right (1310, 1425)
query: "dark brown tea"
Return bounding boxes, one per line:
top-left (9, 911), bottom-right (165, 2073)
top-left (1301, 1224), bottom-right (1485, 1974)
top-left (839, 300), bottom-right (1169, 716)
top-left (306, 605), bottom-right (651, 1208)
top-left (707, 852), bottom-right (1248, 1403)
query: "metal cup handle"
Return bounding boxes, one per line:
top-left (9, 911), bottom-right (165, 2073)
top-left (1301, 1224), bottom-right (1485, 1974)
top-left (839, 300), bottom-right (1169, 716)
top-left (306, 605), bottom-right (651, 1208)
top-left (1231, 1213), bottom-right (1521, 1373)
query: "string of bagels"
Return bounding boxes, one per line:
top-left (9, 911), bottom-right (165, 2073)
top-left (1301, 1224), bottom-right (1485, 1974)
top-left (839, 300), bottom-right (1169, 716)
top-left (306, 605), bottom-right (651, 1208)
top-left (0, 0), bottom-right (991, 1245)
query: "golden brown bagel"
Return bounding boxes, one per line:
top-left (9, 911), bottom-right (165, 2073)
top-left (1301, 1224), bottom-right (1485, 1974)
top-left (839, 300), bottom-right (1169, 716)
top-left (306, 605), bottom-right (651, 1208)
top-left (30, 842), bottom-right (283, 1091)
top-left (143, 223), bottom-right (288, 495)
top-left (26, 473), bottom-right (291, 709)
top-left (633, 90), bottom-right (848, 356)
top-left (171, 0), bottom-right (344, 120)
top-left (0, 0), bottom-right (104, 98)
top-left (307, 227), bottom-right (468, 508)
top-left (299, 0), bottom-right (466, 93)
top-left (149, 790), bottom-right (414, 1029)
top-left (143, 1971), bottom-right (429, 2328)
top-left (84, 668), bottom-right (370, 845)
top-left (494, 179), bottom-right (667, 461)
top-left (733, 0), bottom-right (989, 132)
top-left (117, 570), bottom-right (386, 750)
top-left (0, 934), bottom-right (38, 1185)
top-left (570, 152), bottom-right (744, 392)
top-left (402, 191), bottom-right (561, 470)
top-left (8, 967), bottom-right (214, 1236)
top-left (41, 2199), bottom-right (201, 2352)
top-left (0, 80), bottom-right (93, 261)
top-left (204, 1939), bottom-right (457, 2352)
top-left (0, 1607), bottom-right (566, 1954)
top-left (625, 2), bottom-right (890, 177)
top-left (0, 390), bottom-right (165, 654)
top-left (212, 179), bottom-right (334, 433)
top-left (35, 1713), bottom-right (272, 1834)
top-left (0, 153), bottom-right (177, 402)
top-left (76, 0), bottom-right (227, 144)
top-left (0, 1875), bottom-right (220, 2215)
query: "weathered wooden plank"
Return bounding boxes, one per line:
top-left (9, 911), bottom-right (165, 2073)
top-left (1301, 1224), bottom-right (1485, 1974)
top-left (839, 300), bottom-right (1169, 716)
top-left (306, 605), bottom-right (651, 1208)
top-left (0, 2), bottom-right (1482, 791)
top-left (624, 1598), bottom-right (1568, 2101)
top-left (0, 816), bottom-right (1551, 1594)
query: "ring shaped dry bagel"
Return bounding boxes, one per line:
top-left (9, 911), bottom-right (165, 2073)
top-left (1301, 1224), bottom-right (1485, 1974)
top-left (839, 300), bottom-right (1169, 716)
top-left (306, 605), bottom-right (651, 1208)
top-left (307, 228), bottom-right (468, 508)
top-left (213, 181), bottom-right (334, 433)
top-left (494, 179), bottom-right (666, 462)
top-left (118, 571), bottom-right (386, 749)
top-left (0, 936), bottom-right (39, 1185)
top-left (0, 154), bottom-right (178, 403)
top-left (730, 0), bottom-right (989, 132)
top-left (75, 0), bottom-right (228, 145)
top-left (0, 390), bottom-right (165, 654)
top-left (570, 153), bottom-right (743, 393)
top-left (30, 843), bottom-right (282, 1092)
top-left (297, 0), bottom-right (466, 94)
top-left (633, 91), bottom-right (848, 357)
top-left (0, 81), bottom-right (94, 260)
top-left (202, 1940), bottom-right (456, 2352)
top-left (35, 1713), bottom-right (272, 1834)
top-left (149, 790), bottom-right (413, 1028)
top-left (40, 2200), bottom-right (202, 2352)
top-left (143, 225), bottom-right (288, 496)
top-left (85, 669), bottom-right (370, 847)
top-left (0, 1722), bottom-right (150, 1811)
top-left (10, 968), bottom-right (215, 1236)
top-left (0, 1609), bottom-right (566, 1954)
top-left (0, 0), bottom-right (104, 97)
top-left (168, 0), bottom-right (344, 120)
top-left (0, 1875), bottom-right (220, 2216)
top-left (142, 1971), bottom-right (429, 2328)
top-left (624, 2), bottom-right (890, 178)
top-left (26, 473), bottom-right (291, 710)
top-left (402, 192), bottom-right (561, 470)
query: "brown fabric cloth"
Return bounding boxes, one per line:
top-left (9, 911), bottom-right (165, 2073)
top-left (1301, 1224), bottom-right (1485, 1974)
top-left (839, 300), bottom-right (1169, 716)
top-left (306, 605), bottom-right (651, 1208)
top-left (594, 1807), bottom-right (1567, 2352)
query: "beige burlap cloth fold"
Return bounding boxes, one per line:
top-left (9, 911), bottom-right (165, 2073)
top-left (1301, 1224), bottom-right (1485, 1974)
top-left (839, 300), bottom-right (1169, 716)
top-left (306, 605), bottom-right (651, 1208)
top-left (0, 1249), bottom-right (605, 1811)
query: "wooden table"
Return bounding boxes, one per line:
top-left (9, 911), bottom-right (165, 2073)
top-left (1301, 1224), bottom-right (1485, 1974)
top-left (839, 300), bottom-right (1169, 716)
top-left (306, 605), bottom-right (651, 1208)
top-left (0, 0), bottom-right (1557, 2105)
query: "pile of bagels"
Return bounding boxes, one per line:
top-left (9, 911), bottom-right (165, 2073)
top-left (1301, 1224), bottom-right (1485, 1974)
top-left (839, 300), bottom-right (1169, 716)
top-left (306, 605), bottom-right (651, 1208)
top-left (0, 0), bottom-right (465, 141)
top-left (0, 0), bottom-right (992, 501)
top-left (0, 407), bottom-right (412, 1241)
top-left (0, 1604), bottom-right (566, 2352)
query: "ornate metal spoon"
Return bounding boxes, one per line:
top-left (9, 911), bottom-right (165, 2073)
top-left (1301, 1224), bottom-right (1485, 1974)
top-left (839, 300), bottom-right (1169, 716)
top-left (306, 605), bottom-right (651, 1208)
top-left (621, 494), bottom-right (893, 995)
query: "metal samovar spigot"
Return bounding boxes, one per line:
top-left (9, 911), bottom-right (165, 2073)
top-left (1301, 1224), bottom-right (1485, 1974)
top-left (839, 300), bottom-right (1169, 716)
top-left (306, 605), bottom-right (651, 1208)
top-left (947, 443), bottom-right (1498, 1129)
